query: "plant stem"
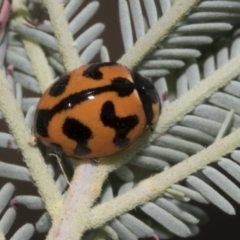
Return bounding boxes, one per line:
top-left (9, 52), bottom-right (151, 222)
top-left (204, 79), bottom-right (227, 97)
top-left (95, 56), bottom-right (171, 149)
top-left (12, 0), bottom-right (54, 93)
top-left (90, 127), bottom-right (240, 228)
top-left (0, 70), bottom-right (63, 219)
top-left (118, 0), bottom-right (201, 70)
top-left (23, 39), bottom-right (54, 92)
top-left (0, 230), bottom-right (5, 240)
top-left (152, 52), bottom-right (240, 138)
top-left (43, 0), bottom-right (81, 71)
top-left (70, 51), bottom-right (240, 237)
top-left (46, 129), bottom-right (151, 240)
top-left (46, 161), bottom-right (113, 240)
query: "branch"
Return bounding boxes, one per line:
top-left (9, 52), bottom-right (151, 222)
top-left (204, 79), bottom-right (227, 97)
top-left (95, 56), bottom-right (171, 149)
top-left (10, 0), bottom-right (63, 220)
top-left (0, 69), bottom-right (63, 219)
top-left (43, 0), bottom-right (81, 71)
top-left (46, 1), bottom-right (240, 238)
top-left (71, 51), bottom-right (240, 235)
top-left (118, 0), bottom-right (201, 70)
top-left (46, 160), bottom-right (115, 240)
top-left (152, 52), bottom-right (240, 138)
top-left (11, 0), bottom-right (54, 92)
top-left (90, 127), bottom-right (240, 228)
top-left (22, 39), bottom-right (54, 92)
top-left (0, 230), bottom-right (5, 240)
top-left (45, 130), bottom-right (152, 240)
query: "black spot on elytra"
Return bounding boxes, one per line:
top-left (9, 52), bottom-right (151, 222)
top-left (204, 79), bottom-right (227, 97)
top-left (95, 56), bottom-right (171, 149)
top-left (111, 77), bottom-right (135, 97)
top-left (51, 78), bottom-right (134, 115)
top-left (131, 72), bottom-right (160, 126)
top-left (100, 101), bottom-right (139, 147)
top-left (62, 118), bottom-right (92, 156)
top-left (34, 109), bottom-right (51, 137)
top-left (83, 62), bottom-right (117, 80)
top-left (35, 79), bottom-right (135, 138)
top-left (49, 74), bottom-right (70, 97)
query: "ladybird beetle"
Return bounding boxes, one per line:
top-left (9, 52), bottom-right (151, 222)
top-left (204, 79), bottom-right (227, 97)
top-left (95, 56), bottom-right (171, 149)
top-left (34, 62), bottom-right (160, 160)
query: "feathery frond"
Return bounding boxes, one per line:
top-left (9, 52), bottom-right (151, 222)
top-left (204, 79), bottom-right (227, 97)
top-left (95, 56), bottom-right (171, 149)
top-left (1, 0), bottom-right (240, 239)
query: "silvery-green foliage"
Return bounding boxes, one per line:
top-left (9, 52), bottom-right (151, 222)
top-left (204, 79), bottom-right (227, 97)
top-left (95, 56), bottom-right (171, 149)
top-left (1, 0), bottom-right (240, 239)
